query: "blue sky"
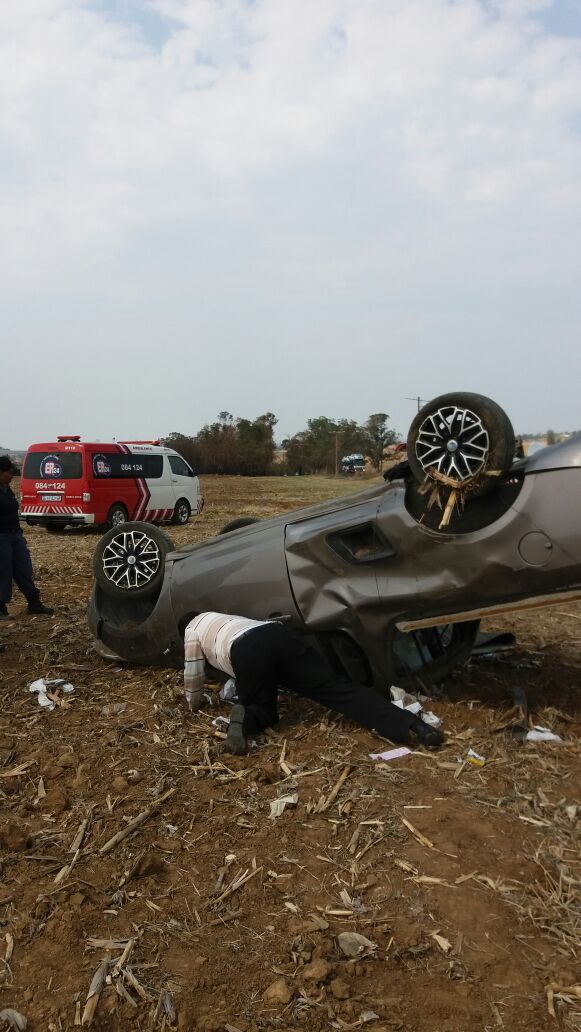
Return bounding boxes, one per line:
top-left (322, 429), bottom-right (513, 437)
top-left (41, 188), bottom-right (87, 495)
top-left (88, 0), bottom-right (179, 48)
top-left (1, 0), bottom-right (580, 447)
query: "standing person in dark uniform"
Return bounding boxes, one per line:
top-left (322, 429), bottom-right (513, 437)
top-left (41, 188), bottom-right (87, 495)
top-left (0, 456), bottom-right (53, 620)
top-left (184, 612), bottom-right (444, 754)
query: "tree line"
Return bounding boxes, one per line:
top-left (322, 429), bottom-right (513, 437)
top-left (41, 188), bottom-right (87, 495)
top-left (163, 411), bottom-right (399, 476)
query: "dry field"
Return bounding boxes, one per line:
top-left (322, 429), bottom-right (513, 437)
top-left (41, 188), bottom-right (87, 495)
top-left (0, 475), bottom-right (580, 1032)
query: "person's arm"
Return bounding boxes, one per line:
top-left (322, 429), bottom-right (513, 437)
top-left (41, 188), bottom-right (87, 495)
top-left (184, 621), bottom-right (206, 711)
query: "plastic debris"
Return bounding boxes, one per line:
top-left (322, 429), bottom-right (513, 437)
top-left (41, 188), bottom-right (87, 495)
top-left (390, 685), bottom-right (422, 715)
top-left (466, 748), bottom-right (486, 767)
top-left (337, 932), bottom-right (378, 958)
top-left (369, 746), bottom-right (412, 761)
top-left (269, 793), bottom-right (298, 819)
top-left (219, 678), bottom-right (238, 702)
top-left (28, 678), bottom-right (74, 711)
top-left (211, 716), bottom-right (230, 731)
top-left (0, 1010), bottom-right (28, 1031)
top-left (525, 726), bottom-right (562, 743)
top-left (390, 685), bottom-right (442, 728)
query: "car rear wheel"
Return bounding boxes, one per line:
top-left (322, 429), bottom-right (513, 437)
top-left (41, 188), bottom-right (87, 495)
top-left (218, 517), bottom-right (261, 534)
top-left (407, 392), bottom-right (515, 498)
top-left (106, 503), bottom-right (128, 530)
top-left (93, 521), bottom-right (176, 602)
top-left (172, 499), bottom-right (191, 525)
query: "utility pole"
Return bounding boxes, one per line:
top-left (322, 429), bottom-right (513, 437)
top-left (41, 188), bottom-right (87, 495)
top-left (405, 395), bottom-right (428, 413)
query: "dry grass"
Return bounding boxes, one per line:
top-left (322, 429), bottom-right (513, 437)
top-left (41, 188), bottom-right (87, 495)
top-left (0, 474), bottom-right (580, 1031)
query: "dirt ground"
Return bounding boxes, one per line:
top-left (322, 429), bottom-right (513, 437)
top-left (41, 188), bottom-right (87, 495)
top-left (0, 475), bottom-right (580, 1032)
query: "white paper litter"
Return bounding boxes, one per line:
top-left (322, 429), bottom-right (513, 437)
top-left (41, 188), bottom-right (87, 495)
top-left (219, 678), bottom-right (238, 702)
top-left (269, 793), bottom-right (298, 819)
top-left (525, 725), bottom-right (562, 743)
top-left (0, 1009), bottom-right (28, 1031)
top-left (390, 685), bottom-right (442, 728)
top-left (390, 685), bottom-right (422, 715)
top-left (369, 747), bottom-right (412, 762)
top-left (28, 678), bottom-right (74, 711)
top-left (211, 716), bottom-right (230, 731)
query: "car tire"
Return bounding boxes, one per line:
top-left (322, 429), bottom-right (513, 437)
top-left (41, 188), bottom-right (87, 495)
top-left (218, 517), bottom-right (261, 535)
top-left (106, 503), bottom-right (128, 530)
top-left (172, 499), bottom-right (191, 525)
top-left (407, 392), bottom-right (515, 497)
top-left (93, 521), bottom-right (176, 602)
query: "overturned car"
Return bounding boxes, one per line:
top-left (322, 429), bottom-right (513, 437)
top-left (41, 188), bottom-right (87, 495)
top-left (88, 393), bottom-right (581, 690)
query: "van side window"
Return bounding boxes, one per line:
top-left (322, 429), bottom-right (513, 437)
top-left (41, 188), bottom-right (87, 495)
top-left (91, 453), bottom-right (164, 478)
top-left (169, 455), bottom-right (194, 477)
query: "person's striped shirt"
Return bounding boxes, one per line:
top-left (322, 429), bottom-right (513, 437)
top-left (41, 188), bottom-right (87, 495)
top-left (183, 611), bottom-right (269, 710)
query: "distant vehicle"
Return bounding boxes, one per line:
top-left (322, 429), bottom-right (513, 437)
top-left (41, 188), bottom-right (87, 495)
top-left (88, 392), bottom-right (581, 690)
top-left (20, 437), bottom-right (203, 532)
top-left (342, 453), bottom-right (366, 474)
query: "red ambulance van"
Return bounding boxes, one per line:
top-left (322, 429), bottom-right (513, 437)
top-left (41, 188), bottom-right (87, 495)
top-left (20, 437), bottom-right (203, 531)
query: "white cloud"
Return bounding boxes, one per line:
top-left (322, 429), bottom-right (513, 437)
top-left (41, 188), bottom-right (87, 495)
top-left (0, 0), bottom-right (580, 439)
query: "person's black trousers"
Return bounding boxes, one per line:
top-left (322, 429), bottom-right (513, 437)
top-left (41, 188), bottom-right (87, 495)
top-left (230, 622), bottom-right (414, 742)
top-left (0, 532), bottom-right (38, 605)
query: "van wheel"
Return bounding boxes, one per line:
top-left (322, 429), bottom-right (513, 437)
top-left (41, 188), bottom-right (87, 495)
top-left (107, 504), bottom-right (128, 530)
top-left (218, 517), bottom-right (261, 535)
top-left (172, 499), bottom-right (191, 525)
top-left (93, 521), bottom-right (176, 601)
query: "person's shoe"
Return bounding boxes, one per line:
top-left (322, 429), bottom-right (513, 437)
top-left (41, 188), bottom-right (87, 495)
top-left (0, 603), bottom-right (9, 620)
top-left (27, 600), bottom-right (54, 616)
top-left (223, 704), bottom-right (248, 755)
top-left (409, 717), bottom-right (444, 748)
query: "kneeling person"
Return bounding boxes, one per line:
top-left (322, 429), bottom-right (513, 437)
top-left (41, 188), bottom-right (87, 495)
top-left (184, 612), bottom-right (443, 754)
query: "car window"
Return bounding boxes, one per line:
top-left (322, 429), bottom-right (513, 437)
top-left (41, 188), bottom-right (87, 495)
top-left (169, 455), bottom-right (193, 477)
top-left (327, 523), bottom-right (395, 564)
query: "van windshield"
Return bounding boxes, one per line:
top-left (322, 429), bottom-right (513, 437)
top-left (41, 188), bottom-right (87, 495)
top-left (23, 452), bottom-right (83, 479)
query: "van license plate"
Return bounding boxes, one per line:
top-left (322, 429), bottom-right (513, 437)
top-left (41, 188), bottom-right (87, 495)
top-left (41, 494), bottom-right (62, 501)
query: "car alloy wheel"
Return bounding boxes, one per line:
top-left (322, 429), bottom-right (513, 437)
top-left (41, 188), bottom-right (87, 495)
top-left (101, 528), bottom-right (161, 591)
top-left (414, 404), bottom-right (489, 483)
